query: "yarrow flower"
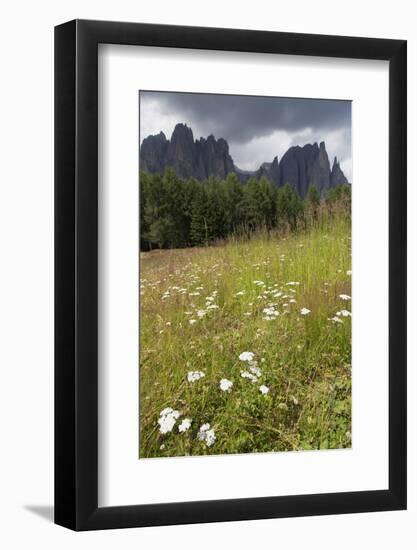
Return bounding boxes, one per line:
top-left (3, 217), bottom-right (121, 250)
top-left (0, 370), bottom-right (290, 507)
top-left (219, 378), bottom-right (233, 392)
top-left (198, 423), bottom-right (210, 439)
top-left (337, 309), bottom-right (352, 317)
top-left (158, 407), bottom-right (180, 434)
top-left (198, 423), bottom-right (216, 447)
top-left (328, 316), bottom-right (343, 324)
top-left (239, 351), bottom-right (255, 362)
top-left (300, 308), bottom-right (311, 315)
top-left (241, 370), bottom-right (258, 383)
top-left (205, 429), bottom-right (216, 447)
top-left (178, 418), bottom-right (192, 433)
top-left (189, 319), bottom-right (197, 325)
top-left (263, 307), bottom-right (279, 316)
top-left (249, 364), bottom-right (262, 378)
top-left (187, 371), bottom-right (205, 383)
top-left (339, 294), bottom-right (351, 301)
top-left (259, 385), bottom-right (269, 395)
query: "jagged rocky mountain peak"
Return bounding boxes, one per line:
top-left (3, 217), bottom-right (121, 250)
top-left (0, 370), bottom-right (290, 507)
top-left (171, 122), bottom-right (194, 141)
top-left (330, 155), bottom-right (348, 187)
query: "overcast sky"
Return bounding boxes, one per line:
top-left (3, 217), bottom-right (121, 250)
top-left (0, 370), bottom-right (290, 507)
top-left (140, 91), bottom-right (352, 181)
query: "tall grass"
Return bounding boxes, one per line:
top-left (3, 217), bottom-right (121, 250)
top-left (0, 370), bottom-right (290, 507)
top-left (139, 215), bottom-right (351, 457)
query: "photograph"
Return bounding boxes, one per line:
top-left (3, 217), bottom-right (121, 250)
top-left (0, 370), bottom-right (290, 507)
top-left (0, 0), bottom-right (409, 542)
top-left (139, 91), bottom-right (352, 458)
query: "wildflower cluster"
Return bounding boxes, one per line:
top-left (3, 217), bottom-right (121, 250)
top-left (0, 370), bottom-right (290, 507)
top-left (239, 352), bottom-right (269, 394)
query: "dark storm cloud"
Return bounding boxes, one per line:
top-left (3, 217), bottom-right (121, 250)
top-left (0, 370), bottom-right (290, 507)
top-left (141, 91), bottom-right (351, 145)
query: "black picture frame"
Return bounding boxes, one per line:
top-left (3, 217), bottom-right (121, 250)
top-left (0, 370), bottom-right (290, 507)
top-left (55, 19), bottom-right (407, 531)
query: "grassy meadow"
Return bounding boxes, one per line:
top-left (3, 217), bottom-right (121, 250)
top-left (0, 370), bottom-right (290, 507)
top-left (139, 215), bottom-right (351, 458)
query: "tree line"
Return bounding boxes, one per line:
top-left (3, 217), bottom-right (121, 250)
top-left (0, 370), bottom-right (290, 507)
top-left (140, 169), bottom-right (351, 250)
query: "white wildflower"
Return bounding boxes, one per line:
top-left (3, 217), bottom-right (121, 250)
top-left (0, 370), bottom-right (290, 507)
top-left (328, 316), bottom-right (343, 324)
top-left (249, 365), bottom-right (261, 377)
top-left (241, 370), bottom-right (258, 383)
top-left (235, 291), bottom-right (245, 296)
top-left (300, 308), bottom-right (311, 315)
top-left (189, 319), bottom-right (197, 325)
top-left (197, 423), bottom-right (210, 440)
top-left (263, 306), bottom-right (279, 316)
top-left (187, 371), bottom-right (205, 383)
top-left (196, 309), bottom-right (206, 318)
top-left (197, 423), bottom-right (216, 446)
top-left (178, 418), bottom-right (192, 433)
top-left (160, 407), bottom-right (175, 417)
top-left (205, 429), bottom-right (216, 447)
top-left (239, 351), bottom-right (255, 362)
top-left (259, 385), bottom-right (269, 395)
top-left (219, 378), bottom-right (233, 392)
top-left (339, 294), bottom-right (351, 301)
top-left (337, 309), bottom-right (351, 317)
top-left (206, 304), bottom-right (219, 310)
top-left (158, 407), bottom-right (180, 434)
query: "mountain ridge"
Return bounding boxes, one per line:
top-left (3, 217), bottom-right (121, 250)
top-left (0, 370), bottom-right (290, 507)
top-left (140, 123), bottom-right (349, 197)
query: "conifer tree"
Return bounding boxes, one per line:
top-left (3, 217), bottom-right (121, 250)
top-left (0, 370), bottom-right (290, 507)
top-left (190, 186), bottom-right (210, 246)
top-left (306, 184), bottom-right (320, 220)
top-left (277, 183), bottom-right (304, 231)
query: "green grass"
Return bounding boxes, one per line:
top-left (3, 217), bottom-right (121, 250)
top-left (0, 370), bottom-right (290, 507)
top-left (139, 215), bottom-right (351, 458)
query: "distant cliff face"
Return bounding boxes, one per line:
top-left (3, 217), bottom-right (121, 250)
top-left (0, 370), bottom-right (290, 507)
top-left (140, 123), bottom-right (349, 197)
top-left (139, 131), bottom-right (169, 173)
top-left (330, 156), bottom-right (349, 187)
top-left (278, 142), bottom-right (331, 197)
top-left (140, 123), bottom-right (234, 181)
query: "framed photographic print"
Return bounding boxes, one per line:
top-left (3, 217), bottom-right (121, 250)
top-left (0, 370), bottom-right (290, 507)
top-left (55, 20), bottom-right (406, 530)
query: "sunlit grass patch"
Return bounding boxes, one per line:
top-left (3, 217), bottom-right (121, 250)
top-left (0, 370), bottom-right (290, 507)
top-left (139, 216), bottom-right (351, 458)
